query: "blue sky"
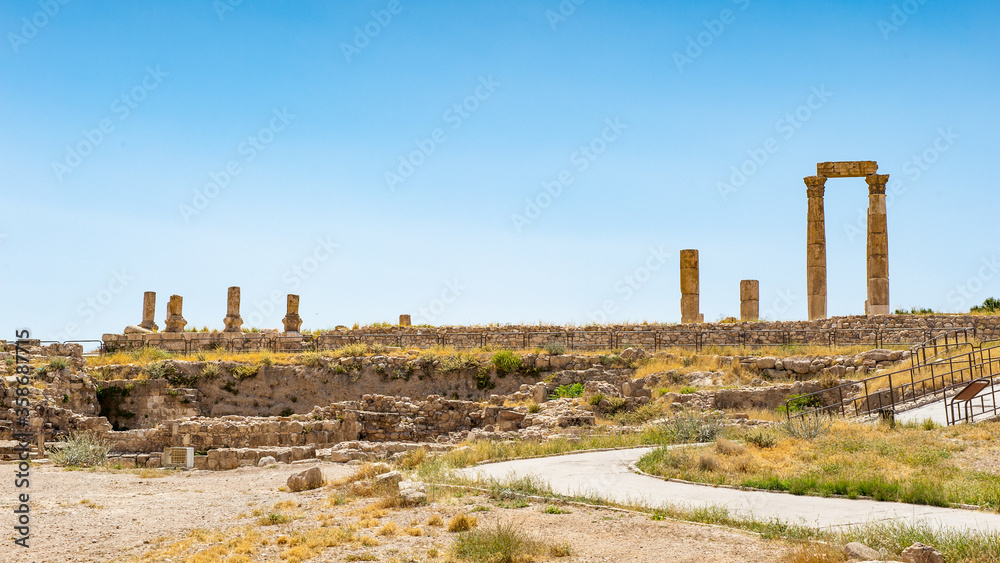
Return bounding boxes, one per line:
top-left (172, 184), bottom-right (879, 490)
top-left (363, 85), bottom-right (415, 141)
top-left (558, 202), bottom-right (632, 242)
top-left (1, 0), bottom-right (998, 340)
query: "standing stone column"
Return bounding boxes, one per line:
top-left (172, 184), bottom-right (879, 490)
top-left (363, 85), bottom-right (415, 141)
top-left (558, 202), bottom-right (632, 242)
top-left (399, 314), bottom-right (411, 327)
top-left (223, 286), bottom-right (243, 332)
top-left (865, 174), bottom-right (890, 315)
top-left (282, 294), bottom-right (302, 333)
top-left (164, 295), bottom-right (187, 332)
top-left (139, 291), bottom-right (158, 331)
top-left (740, 280), bottom-right (759, 321)
top-left (805, 176), bottom-right (828, 320)
top-left (680, 249), bottom-right (700, 324)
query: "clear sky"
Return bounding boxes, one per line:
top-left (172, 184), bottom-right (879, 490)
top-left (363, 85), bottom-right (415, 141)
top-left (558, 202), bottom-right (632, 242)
top-left (1, 0), bottom-right (998, 340)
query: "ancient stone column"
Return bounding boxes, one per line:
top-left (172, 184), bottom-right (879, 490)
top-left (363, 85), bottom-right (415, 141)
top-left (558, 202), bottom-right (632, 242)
top-left (740, 280), bottom-right (759, 321)
top-left (680, 249), bottom-right (700, 324)
top-left (865, 174), bottom-right (890, 315)
top-left (399, 314), bottom-right (411, 327)
top-left (223, 286), bottom-right (243, 332)
top-left (139, 291), bottom-right (158, 331)
top-left (282, 294), bottom-right (302, 333)
top-left (164, 295), bottom-right (186, 332)
top-left (805, 176), bottom-right (828, 320)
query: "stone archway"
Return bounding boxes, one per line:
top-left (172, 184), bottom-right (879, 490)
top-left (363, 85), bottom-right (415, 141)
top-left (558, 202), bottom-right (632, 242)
top-left (804, 161), bottom-right (889, 320)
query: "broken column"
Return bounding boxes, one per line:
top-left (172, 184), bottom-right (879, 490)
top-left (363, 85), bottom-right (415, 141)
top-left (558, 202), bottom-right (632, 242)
top-left (399, 314), bottom-right (411, 327)
top-left (223, 286), bottom-right (243, 332)
top-left (804, 175), bottom-right (827, 320)
top-left (282, 294), bottom-right (302, 333)
top-left (865, 174), bottom-right (890, 315)
top-left (740, 280), bottom-right (759, 321)
top-left (680, 249), bottom-right (700, 324)
top-left (164, 295), bottom-right (186, 332)
top-left (139, 291), bottom-right (158, 331)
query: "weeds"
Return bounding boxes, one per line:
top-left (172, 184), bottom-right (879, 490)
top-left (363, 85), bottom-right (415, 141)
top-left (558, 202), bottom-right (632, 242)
top-left (549, 383), bottom-right (584, 399)
top-left (447, 513), bottom-right (478, 532)
top-left (743, 427), bottom-right (779, 448)
top-left (543, 343), bottom-right (566, 355)
top-left (451, 520), bottom-right (543, 563)
top-left (659, 409), bottom-right (723, 443)
top-left (491, 350), bottom-right (522, 375)
top-left (609, 402), bottom-right (663, 426)
top-left (781, 414), bottom-right (833, 440)
top-left (48, 431), bottom-right (112, 467)
top-left (441, 352), bottom-right (482, 373)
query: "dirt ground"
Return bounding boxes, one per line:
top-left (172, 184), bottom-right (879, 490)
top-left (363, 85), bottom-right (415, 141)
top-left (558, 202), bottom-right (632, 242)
top-left (0, 460), bottom-right (791, 563)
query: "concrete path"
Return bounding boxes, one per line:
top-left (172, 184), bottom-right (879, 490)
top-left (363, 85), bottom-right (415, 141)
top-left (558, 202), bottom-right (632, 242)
top-left (458, 448), bottom-right (1000, 533)
top-left (895, 390), bottom-right (996, 426)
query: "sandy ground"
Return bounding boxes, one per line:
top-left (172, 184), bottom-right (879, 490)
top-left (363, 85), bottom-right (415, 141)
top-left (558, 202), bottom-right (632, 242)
top-left (0, 459), bottom-right (790, 563)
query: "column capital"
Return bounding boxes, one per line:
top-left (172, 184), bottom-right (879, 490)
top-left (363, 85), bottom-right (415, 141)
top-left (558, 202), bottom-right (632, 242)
top-left (804, 175), bottom-right (826, 197)
top-left (865, 173), bottom-right (889, 194)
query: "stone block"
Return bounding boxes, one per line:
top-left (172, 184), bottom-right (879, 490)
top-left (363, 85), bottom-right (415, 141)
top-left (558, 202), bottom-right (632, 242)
top-left (817, 161), bottom-right (877, 177)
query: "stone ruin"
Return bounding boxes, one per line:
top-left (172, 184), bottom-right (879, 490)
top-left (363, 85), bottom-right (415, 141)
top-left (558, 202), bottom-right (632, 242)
top-left (805, 161), bottom-right (890, 319)
top-left (680, 160), bottom-right (891, 323)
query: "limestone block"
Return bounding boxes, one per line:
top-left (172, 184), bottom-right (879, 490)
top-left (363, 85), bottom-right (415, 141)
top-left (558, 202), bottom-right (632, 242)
top-left (817, 161), bottom-right (877, 177)
top-left (287, 467), bottom-right (325, 492)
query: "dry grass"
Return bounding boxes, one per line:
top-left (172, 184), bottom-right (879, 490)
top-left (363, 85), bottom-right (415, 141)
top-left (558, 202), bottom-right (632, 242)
top-left (638, 419), bottom-right (1000, 510)
top-left (88, 348), bottom-right (296, 368)
top-left (447, 513), bottom-right (478, 532)
top-left (782, 542), bottom-right (846, 563)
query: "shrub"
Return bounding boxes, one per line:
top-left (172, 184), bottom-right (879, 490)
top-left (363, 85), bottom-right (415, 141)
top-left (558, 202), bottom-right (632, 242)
top-left (48, 431), bottom-right (112, 467)
top-left (743, 427), bottom-right (778, 448)
top-left (971, 297), bottom-right (1000, 313)
top-left (279, 407), bottom-right (294, 417)
top-left (894, 307), bottom-right (939, 315)
top-left (474, 368), bottom-right (495, 391)
top-left (543, 343), bottom-right (566, 355)
top-left (441, 352), bottom-right (482, 373)
top-left (427, 515), bottom-right (444, 527)
top-left (610, 402), bottom-right (662, 425)
top-left (606, 397), bottom-right (628, 415)
top-left (588, 393), bottom-right (605, 406)
top-left (231, 363), bottom-right (260, 380)
top-left (777, 393), bottom-right (822, 415)
top-left (598, 354), bottom-right (626, 368)
top-left (781, 414), bottom-right (833, 440)
top-left (200, 363), bottom-right (220, 379)
top-left (491, 350), bottom-right (522, 375)
top-left (48, 357), bottom-right (70, 371)
top-left (715, 437), bottom-right (747, 456)
top-left (660, 409), bottom-right (723, 443)
top-left (451, 520), bottom-right (542, 563)
top-left (697, 453), bottom-right (720, 472)
top-left (679, 385), bottom-right (697, 394)
top-left (447, 513), bottom-right (478, 533)
top-left (258, 512), bottom-right (290, 526)
top-left (144, 361), bottom-right (173, 380)
top-left (527, 402), bottom-right (541, 414)
top-left (300, 352), bottom-right (324, 367)
top-left (549, 383), bottom-right (584, 399)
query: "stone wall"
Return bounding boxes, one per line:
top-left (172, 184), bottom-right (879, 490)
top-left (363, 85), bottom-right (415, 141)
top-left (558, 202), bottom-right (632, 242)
top-left (101, 314), bottom-right (999, 352)
top-left (95, 379), bottom-right (199, 431)
top-left (88, 354), bottom-right (604, 428)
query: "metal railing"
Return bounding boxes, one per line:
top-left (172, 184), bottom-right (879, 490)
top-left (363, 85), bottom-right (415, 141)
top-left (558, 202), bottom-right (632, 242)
top-left (783, 328), bottom-right (995, 425)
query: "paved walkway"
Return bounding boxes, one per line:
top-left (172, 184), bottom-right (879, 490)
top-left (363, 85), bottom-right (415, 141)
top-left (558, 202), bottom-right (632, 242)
top-left (895, 390), bottom-right (996, 426)
top-left (458, 448), bottom-right (1000, 532)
